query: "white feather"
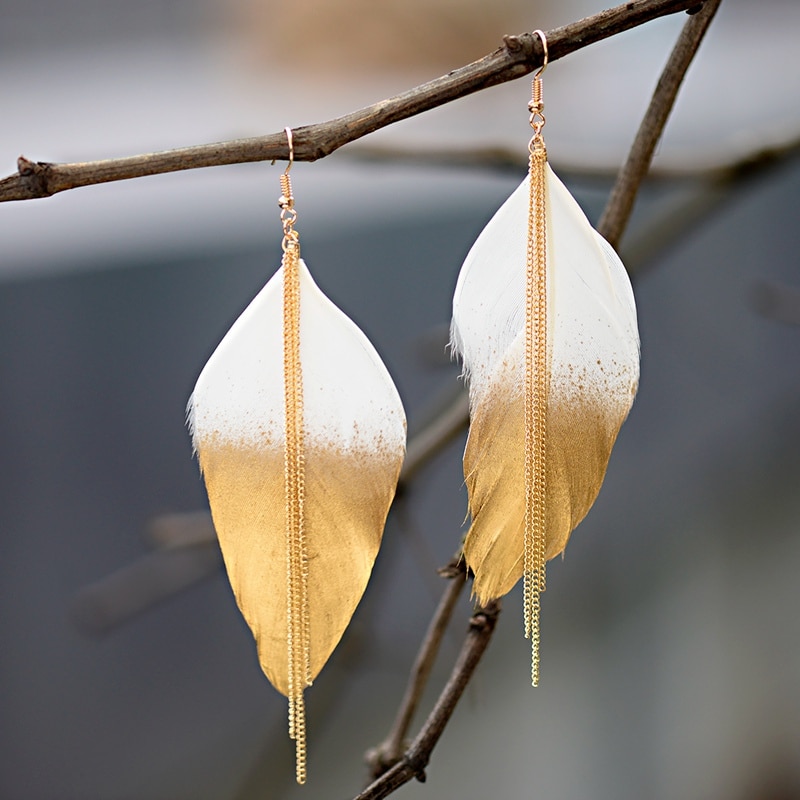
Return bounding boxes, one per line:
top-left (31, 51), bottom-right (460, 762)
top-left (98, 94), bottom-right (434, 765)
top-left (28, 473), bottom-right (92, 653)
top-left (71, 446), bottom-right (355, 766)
top-left (189, 258), bottom-right (406, 454)
top-left (187, 257), bottom-right (406, 696)
top-left (452, 164), bottom-right (639, 402)
top-left (450, 164), bottom-right (640, 603)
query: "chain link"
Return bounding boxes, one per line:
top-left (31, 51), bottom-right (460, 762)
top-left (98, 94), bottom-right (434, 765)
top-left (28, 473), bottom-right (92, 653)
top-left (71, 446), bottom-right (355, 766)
top-left (280, 165), bottom-right (311, 784)
top-left (523, 70), bottom-right (548, 688)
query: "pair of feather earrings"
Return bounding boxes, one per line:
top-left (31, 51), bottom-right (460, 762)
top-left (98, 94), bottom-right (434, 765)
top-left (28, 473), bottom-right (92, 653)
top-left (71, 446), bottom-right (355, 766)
top-left (188, 31), bottom-right (639, 784)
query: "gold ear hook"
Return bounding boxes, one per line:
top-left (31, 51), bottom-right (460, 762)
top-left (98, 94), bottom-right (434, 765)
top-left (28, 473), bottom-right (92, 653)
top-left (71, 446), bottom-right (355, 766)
top-left (532, 29), bottom-right (548, 77)
top-left (279, 127), bottom-right (298, 250)
top-left (284, 126), bottom-right (294, 175)
top-left (529, 31), bottom-right (547, 142)
top-left (279, 128), bottom-right (295, 213)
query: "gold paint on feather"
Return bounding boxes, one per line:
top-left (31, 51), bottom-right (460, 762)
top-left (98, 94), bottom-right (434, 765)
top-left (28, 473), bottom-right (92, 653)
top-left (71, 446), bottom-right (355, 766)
top-left (463, 369), bottom-right (635, 604)
top-left (198, 439), bottom-right (401, 691)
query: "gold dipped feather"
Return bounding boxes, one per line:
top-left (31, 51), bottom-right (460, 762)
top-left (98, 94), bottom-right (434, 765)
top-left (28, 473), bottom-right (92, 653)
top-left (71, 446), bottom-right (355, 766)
top-left (450, 56), bottom-right (640, 684)
top-left (188, 150), bottom-right (405, 782)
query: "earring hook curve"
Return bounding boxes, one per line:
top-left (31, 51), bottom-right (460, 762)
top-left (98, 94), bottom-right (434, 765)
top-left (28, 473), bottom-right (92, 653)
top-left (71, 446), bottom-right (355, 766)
top-left (284, 126), bottom-right (294, 174)
top-left (532, 29), bottom-right (548, 77)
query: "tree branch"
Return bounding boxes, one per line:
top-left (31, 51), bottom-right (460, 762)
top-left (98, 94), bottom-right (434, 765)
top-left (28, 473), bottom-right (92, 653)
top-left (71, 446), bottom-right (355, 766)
top-left (354, 599), bottom-right (501, 800)
top-left (340, 130), bottom-right (800, 181)
top-left (366, 561), bottom-right (468, 780)
top-left (0, 0), bottom-right (705, 203)
top-left (400, 388), bottom-right (469, 486)
top-left (596, 0), bottom-right (723, 247)
top-left (623, 132), bottom-right (800, 274)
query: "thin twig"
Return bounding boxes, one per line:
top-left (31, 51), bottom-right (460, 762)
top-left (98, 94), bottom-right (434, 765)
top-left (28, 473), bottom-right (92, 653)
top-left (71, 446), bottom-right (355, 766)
top-left (354, 599), bottom-right (501, 800)
top-left (343, 131), bottom-right (800, 181)
top-left (400, 389), bottom-right (469, 486)
top-left (751, 281), bottom-right (800, 327)
top-left (596, 0), bottom-right (723, 247)
top-left (624, 134), bottom-right (800, 274)
top-left (346, 144), bottom-right (530, 174)
top-left (0, 0), bottom-right (706, 203)
top-left (366, 561), bottom-right (468, 779)
top-left (70, 544), bottom-right (222, 636)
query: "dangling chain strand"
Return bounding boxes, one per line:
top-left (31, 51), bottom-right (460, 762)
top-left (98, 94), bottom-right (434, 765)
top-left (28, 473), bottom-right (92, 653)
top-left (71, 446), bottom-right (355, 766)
top-left (523, 33), bottom-right (549, 687)
top-left (279, 128), bottom-right (311, 784)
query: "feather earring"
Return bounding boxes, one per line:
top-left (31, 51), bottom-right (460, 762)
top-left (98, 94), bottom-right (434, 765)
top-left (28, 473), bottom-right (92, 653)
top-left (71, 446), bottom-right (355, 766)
top-left (187, 129), bottom-right (406, 783)
top-left (450, 32), bottom-right (640, 685)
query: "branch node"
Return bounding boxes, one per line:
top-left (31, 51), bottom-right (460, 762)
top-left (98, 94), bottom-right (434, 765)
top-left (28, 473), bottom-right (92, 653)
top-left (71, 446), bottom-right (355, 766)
top-left (502, 32), bottom-right (543, 66)
top-left (14, 156), bottom-right (54, 198)
top-left (437, 557), bottom-right (467, 580)
top-left (403, 752), bottom-right (428, 783)
top-left (502, 34), bottom-right (524, 52)
top-left (470, 601), bottom-right (501, 633)
top-left (17, 156), bottom-right (35, 175)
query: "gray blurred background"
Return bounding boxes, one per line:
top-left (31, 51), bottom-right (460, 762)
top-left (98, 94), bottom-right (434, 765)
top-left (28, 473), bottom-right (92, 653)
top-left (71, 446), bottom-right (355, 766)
top-left (1, 1), bottom-right (800, 798)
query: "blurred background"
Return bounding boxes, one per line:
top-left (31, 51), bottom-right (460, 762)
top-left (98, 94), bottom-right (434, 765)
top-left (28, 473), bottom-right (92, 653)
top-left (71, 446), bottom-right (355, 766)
top-left (1, 0), bottom-right (800, 798)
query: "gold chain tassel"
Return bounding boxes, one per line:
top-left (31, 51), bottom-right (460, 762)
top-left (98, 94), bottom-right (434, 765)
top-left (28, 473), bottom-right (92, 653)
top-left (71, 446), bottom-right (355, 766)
top-left (280, 151), bottom-right (311, 784)
top-left (523, 61), bottom-right (549, 688)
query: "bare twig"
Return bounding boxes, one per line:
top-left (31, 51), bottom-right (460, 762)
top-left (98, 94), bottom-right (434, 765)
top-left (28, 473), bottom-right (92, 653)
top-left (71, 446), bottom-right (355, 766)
top-left (624, 133), bottom-right (800, 274)
top-left (366, 561), bottom-right (468, 779)
top-left (751, 281), bottom-right (800, 327)
top-left (70, 543), bottom-right (222, 636)
top-left (354, 599), bottom-right (501, 800)
top-left (344, 131), bottom-right (800, 181)
top-left (0, 0), bottom-right (705, 203)
top-left (400, 388), bottom-right (469, 485)
top-left (346, 144), bottom-right (530, 174)
top-left (596, 0), bottom-right (723, 247)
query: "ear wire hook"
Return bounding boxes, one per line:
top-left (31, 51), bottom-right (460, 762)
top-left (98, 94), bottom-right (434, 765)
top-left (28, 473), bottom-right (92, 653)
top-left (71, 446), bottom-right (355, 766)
top-left (529, 31), bottom-right (547, 143)
top-left (284, 126), bottom-right (294, 175)
top-left (280, 127), bottom-right (295, 209)
top-left (532, 29), bottom-right (548, 77)
top-left (279, 127), bottom-right (298, 251)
